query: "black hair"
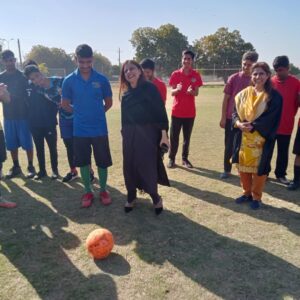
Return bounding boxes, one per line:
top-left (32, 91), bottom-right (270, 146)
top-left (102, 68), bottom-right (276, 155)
top-left (24, 65), bottom-right (40, 78)
top-left (273, 56), bottom-right (289, 70)
top-left (140, 58), bottom-right (155, 70)
top-left (23, 59), bottom-right (38, 68)
top-left (75, 44), bottom-right (93, 58)
top-left (182, 49), bottom-right (195, 60)
top-left (1, 50), bottom-right (15, 60)
top-left (119, 60), bottom-right (145, 97)
top-left (242, 51), bottom-right (259, 63)
top-left (251, 62), bottom-right (273, 96)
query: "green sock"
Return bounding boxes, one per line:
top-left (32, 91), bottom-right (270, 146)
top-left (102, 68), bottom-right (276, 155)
top-left (80, 166), bottom-right (92, 193)
top-left (98, 167), bottom-right (107, 192)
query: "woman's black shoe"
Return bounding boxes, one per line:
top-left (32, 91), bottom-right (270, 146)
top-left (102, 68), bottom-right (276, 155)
top-left (124, 206), bottom-right (133, 213)
top-left (155, 206), bottom-right (163, 215)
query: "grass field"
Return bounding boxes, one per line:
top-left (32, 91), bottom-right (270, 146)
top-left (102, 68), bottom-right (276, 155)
top-left (0, 85), bottom-right (299, 300)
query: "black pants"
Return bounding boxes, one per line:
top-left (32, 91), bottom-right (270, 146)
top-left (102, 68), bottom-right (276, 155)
top-left (31, 127), bottom-right (58, 173)
top-left (223, 119), bottom-right (235, 172)
top-left (169, 116), bottom-right (195, 161)
top-left (63, 138), bottom-right (75, 170)
top-left (271, 134), bottom-right (291, 178)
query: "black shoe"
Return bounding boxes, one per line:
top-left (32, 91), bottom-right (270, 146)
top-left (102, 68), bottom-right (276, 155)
top-left (182, 159), bottom-right (193, 169)
top-left (124, 201), bottom-right (134, 213)
top-left (235, 195), bottom-right (253, 204)
top-left (154, 197), bottom-right (163, 215)
top-left (276, 176), bottom-right (290, 185)
top-left (34, 171), bottom-right (47, 180)
top-left (287, 181), bottom-right (300, 191)
top-left (124, 206), bottom-right (133, 213)
top-left (6, 166), bottom-right (21, 179)
top-left (167, 159), bottom-right (175, 168)
top-left (26, 165), bottom-right (36, 179)
top-left (62, 172), bottom-right (78, 183)
top-left (250, 200), bottom-right (261, 210)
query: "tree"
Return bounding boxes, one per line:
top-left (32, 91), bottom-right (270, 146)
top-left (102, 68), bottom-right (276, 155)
top-left (93, 52), bottom-right (112, 78)
top-left (193, 27), bottom-right (256, 81)
top-left (131, 24), bottom-right (189, 76)
top-left (289, 63), bottom-right (300, 77)
top-left (25, 45), bottom-right (75, 74)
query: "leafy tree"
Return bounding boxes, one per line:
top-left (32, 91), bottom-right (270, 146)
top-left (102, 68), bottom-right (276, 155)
top-left (193, 27), bottom-right (255, 81)
top-left (289, 63), bottom-right (300, 77)
top-left (93, 52), bottom-right (112, 78)
top-left (25, 45), bottom-right (75, 74)
top-left (131, 24), bottom-right (189, 76)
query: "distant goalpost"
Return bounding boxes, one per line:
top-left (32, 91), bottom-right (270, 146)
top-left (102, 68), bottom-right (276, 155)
top-left (47, 68), bottom-right (66, 77)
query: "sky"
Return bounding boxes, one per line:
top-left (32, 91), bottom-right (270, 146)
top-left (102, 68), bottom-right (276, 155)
top-left (1, 0), bottom-right (300, 68)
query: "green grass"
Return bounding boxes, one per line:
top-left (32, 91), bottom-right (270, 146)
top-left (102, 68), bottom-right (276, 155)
top-left (0, 85), bottom-right (300, 300)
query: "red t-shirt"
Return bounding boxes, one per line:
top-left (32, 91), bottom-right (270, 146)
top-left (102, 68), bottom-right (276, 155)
top-left (152, 77), bottom-right (167, 104)
top-left (169, 68), bottom-right (203, 118)
top-left (271, 75), bottom-right (300, 135)
top-left (223, 72), bottom-right (251, 119)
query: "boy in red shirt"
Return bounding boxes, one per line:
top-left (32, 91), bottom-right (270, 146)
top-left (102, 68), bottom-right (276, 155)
top-left (168, 50), bottom-right (203, 168)
top-left (140, 58), bottom-right (167, 104)
top-left (219, 51), bottom-right (258, 179)
top-left (271, 56), bottom-right (300, 184)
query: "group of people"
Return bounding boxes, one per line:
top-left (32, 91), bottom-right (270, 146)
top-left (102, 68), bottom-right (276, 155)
top-left (220, 52), bottom-right (300, 208)
top-left (0, 44), bottom-right (299, 212)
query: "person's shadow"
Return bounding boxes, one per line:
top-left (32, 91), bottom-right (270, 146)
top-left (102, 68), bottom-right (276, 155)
top-left (0, 180), bottom-right (118, 300)
top-left (170, 178), bottom-right (300, 237)
top-left (25, 180), bottom-right (300, 300)
top-left (176, 165), bottom-right (300, 206)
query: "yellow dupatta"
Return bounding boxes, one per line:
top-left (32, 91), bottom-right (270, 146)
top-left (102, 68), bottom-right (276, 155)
top-left (235, 86), bottom-right (269, 173)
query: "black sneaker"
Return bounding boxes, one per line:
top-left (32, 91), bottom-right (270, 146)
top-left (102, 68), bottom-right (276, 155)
top-left (34, 171), bottom-right (47, 180)
top-left (250, 200), bottom-right (261, 210)
top-left (276, 176), bottom-right (290, 185)
top-left (26, 165), bottom-right (36, 179)
top-left (287, 181), bottom-right (300, 191)
top-left (182, 159), bottom-right (193, 169)
top-left (167, 159), bottom-right (175, 168)
top-left (235, 195), bottom-right (253, 204)
top-left (6, 166), bottom-right (21, 179)
top-left (62, 172), bottom-right (78, 183)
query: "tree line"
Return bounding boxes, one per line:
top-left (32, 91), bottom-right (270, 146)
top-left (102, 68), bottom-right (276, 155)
top-left (1, 26), bottom-right (300, 81)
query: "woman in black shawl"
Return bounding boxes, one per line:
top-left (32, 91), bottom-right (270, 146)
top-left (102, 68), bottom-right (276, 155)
top-left (232, 62), bottom-right (282, 209)
top-left (120, 60), bottom-right (169, 215)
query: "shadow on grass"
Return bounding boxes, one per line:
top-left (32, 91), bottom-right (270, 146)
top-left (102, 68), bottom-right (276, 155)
top-left (20, 180), bottom-right (300, 299)
top-left (94, 253), bottom-right (131, 276)
top-left (176, 165), bottom-right (300, 206)
top-left (0, 180), bottom-right (117, 300)
top-left (170, 179), bottom-right (300, 237)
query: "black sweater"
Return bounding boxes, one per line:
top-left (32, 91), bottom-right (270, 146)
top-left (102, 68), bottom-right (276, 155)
top-left (121, 81), bottom-right (169, 131)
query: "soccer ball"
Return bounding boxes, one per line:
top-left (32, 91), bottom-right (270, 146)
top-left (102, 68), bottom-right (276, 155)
top-left (86, 228), bottom-right (114, 259)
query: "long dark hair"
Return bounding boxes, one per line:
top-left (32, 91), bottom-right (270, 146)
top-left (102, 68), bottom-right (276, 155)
top-left (119, 60), bottom-right (145, 100)
top-left (251, 62), bottom-right (273, 96)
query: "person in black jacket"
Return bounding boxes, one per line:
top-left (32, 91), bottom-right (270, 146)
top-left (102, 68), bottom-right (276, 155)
top-left (24, 64), bottom-right (59, 180)
top-left (232, 62), bottom-right (282, 210)
top-left (120, 60), bottom-right (169, 215)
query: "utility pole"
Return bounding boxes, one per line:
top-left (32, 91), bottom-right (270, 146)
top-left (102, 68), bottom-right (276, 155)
top-left (118, 48), bottom-right (121, 67)
top-left (17, 38), bottom-right (22, 67)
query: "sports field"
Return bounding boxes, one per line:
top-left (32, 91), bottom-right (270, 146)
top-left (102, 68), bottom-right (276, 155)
top-left (0, 85), bottom-right (299, 300)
